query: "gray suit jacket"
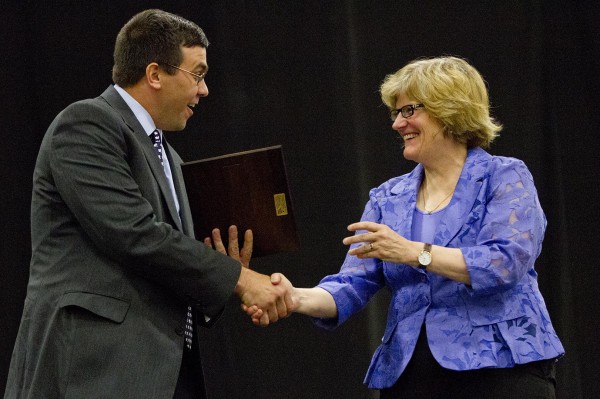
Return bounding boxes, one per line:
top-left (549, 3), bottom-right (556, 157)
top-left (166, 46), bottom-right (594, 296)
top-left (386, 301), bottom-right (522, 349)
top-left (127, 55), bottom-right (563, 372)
top-left (5, 86), bottom-right (241, 398)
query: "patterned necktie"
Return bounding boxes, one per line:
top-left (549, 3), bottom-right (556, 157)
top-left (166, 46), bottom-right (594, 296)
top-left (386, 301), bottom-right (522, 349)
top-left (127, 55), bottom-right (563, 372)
top-left (149, 130), bottom-right (194, 351)
top-left (150, 130), bottom-right (165, 166)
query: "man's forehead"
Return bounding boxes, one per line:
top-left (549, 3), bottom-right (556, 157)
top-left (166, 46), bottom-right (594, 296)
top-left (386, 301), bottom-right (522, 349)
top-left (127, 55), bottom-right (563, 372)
top-left (181, 46), bottom-right (207, 70)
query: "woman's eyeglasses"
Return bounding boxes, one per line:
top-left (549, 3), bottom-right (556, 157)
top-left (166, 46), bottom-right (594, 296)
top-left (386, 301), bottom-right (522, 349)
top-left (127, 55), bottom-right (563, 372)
top-left (390, 103), bottom-right (424, 121)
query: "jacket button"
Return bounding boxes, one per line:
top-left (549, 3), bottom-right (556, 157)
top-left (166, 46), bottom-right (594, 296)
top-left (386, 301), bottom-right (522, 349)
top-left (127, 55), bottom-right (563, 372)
top-left (175, 327), bottom-right (184, 336)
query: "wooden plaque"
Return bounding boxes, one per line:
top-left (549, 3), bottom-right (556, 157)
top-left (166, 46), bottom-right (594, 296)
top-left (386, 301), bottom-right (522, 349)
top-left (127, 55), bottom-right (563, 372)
top-left (182, 145), bottom-right (300, 257)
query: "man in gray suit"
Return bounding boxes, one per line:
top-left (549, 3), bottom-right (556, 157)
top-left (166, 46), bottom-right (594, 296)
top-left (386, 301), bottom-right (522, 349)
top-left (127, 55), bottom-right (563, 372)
top-left (4, 9), bottom-right (291, 399)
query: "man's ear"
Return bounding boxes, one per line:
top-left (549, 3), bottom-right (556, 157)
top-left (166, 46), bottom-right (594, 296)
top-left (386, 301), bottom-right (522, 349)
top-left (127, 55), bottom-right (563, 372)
top-left (146, 63), bottom-right (162, 89)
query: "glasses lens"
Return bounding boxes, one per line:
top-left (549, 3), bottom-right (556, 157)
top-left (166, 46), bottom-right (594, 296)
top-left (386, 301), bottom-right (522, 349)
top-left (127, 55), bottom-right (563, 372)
top-left (401, 105), bottom-right (414, 118)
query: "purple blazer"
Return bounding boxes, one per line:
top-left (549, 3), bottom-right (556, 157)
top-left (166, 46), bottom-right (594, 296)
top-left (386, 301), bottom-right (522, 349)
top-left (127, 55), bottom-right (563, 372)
top-left (315, 147), bottom-right (564, 389)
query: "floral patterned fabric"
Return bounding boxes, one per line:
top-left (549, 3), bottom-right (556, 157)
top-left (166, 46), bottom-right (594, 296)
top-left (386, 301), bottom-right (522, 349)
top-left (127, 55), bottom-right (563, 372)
top-left (314, 147), bottom-right (564, 389)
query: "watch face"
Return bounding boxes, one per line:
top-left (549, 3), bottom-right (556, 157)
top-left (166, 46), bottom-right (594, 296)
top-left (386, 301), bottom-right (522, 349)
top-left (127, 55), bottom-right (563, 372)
top-left (418, 251), bottom-right (432, 266)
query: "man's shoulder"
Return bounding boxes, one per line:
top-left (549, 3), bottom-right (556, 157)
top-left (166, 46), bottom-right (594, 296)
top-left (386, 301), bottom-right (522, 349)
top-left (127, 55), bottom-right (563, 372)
top-left (57, 88), bottom-right (119, 122)
top-left (45, 91), bottom-right (125, 140)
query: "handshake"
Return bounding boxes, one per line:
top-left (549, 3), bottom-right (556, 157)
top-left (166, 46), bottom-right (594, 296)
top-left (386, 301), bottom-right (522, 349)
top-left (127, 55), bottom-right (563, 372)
top-left (204, 226), bottom-right (298, 326)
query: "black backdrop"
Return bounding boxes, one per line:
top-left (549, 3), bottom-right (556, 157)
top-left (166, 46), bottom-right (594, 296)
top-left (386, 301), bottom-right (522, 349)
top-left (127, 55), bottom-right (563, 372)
top-left (2, 1), bottom-right (598, 398)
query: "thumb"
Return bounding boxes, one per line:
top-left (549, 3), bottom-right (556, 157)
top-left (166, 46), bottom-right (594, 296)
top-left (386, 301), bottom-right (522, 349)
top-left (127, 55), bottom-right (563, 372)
top-left (270, 273), bottom-right (282, 285)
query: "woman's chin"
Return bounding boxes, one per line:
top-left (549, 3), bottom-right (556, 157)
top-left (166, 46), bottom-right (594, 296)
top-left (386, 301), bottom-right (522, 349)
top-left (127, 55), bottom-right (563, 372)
top-left (402, 146), bottom-right (418, 162)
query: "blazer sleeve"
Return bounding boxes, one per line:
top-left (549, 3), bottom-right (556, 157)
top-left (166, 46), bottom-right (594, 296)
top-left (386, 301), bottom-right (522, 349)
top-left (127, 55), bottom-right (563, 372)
top-left (314, 188), bottom-right (387, 329)
top-left (459, 157), bottom-right (547, 295)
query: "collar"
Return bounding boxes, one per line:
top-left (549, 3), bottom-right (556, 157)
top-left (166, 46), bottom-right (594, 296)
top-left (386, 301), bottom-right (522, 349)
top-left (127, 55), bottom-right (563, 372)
top-left (113, 84), bottom-right (159, 138)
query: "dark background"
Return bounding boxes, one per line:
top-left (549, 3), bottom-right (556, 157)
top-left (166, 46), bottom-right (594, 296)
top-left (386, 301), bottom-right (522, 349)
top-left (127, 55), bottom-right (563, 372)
top-left (2, 1), bottom-right (598, 398)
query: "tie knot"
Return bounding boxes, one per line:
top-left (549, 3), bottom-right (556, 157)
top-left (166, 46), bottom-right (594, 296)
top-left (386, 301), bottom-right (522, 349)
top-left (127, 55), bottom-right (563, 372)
top-left (150, 130), bottom-right (164, 165)
top-left (150, 129), bottom-right (161, 146)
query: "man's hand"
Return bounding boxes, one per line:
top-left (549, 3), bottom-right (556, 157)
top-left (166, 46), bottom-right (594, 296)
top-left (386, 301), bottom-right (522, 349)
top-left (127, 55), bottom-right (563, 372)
top-left (204, 225), bottom-right (253, 269)
top-left (205, 226), bottom-right (294, 325)
top-left (242, 273), bottom-right (296, 326)
top-left (235, 269), bottom-right (295, 326)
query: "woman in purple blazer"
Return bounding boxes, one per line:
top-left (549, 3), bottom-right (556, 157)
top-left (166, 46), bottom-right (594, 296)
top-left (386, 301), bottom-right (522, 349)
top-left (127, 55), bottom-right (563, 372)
top-left (251, 56), bottom-right (564, 398)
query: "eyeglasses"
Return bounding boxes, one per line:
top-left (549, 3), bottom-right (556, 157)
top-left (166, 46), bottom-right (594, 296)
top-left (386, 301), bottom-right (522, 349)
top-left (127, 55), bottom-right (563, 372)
top-left (160, 63), bottom-right (207, 85)
top-left (390, 103), bottom-right (424, 121)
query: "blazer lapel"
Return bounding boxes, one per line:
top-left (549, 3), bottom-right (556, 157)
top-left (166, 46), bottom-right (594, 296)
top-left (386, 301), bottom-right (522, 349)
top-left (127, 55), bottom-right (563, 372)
top-left (386, 165), bottom-right (424, 239)
top-left (100, 86), bottom-right (183, 231)
top-left (436, 148), bottom-right (489, 247)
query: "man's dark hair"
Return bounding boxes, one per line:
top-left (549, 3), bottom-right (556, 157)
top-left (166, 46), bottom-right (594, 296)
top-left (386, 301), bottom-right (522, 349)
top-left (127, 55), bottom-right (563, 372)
top-left (112, 9), bottom-right (209, 87)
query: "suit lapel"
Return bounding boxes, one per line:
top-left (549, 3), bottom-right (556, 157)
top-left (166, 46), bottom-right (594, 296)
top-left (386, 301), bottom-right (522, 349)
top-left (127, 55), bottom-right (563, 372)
top-left (100, 86), bottom-right (183, 232)
top-left (169, 164), bottom-right (194, 238)
top-left (163, 142), bottom-right (193, 236)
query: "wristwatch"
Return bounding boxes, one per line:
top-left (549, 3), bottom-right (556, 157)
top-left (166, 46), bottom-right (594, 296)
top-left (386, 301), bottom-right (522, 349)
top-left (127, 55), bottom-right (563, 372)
top-left (418, 243), bottom-right (432, 270)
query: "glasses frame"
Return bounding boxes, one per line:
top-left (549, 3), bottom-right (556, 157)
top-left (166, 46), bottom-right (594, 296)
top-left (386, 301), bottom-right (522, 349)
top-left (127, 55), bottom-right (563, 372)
top-left (390, 103), bottom-right (425, 121)
top-left (159, 63), bottom-right (206, 85)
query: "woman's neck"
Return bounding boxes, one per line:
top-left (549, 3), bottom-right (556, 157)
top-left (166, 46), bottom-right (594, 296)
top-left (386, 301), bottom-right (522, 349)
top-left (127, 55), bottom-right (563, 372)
top-left (421, 144), bottom-right (467, 193)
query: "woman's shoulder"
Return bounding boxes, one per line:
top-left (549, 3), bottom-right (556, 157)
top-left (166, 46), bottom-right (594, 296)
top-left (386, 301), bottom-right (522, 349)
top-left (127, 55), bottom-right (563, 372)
top-left (369, 167), bottom-right (420, 198)
top-left (469, 148), bottom-right (530, 177)
top-left (468, 149), bottom-right (536, 192)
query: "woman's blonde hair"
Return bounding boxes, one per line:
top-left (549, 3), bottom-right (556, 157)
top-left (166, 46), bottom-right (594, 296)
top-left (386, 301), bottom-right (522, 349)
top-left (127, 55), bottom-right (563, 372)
top-left (380, 56), bottom-right (502, 148)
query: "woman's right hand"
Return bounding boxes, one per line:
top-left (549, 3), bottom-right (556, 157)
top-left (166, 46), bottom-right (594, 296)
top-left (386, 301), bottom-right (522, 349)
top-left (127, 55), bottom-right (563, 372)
top-left (242, 273), bottom-right (297, 326)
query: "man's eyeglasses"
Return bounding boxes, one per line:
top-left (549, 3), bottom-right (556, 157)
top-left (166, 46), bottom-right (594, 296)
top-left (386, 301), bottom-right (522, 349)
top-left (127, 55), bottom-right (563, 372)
top-left (160, 63), bottom-right (206, 85)
top-left (390, 103), bottom-right (424, 121)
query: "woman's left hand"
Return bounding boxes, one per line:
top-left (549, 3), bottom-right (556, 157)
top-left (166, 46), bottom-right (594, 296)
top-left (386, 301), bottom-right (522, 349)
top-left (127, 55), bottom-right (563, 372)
top-left (343, 221), bottom-right (419, 265)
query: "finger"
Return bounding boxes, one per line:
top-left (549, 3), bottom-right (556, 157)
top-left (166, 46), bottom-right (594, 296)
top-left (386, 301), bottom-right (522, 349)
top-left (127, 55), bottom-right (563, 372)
top-left (211, 228), bottom-right (226, 254)
top-left (343, 235), bottom-right (371, 247)
top-left (266, 305), bottom-right (279, 324)
top-left (240, 229), bottom-right (253, 267)
top-left (248, 307), bottom-right (263, 326)
top-left (348, 222), bottom-right (380, 231)
top-left (241, 304), bottom-right (260, 316)
top-left (247, 307), bottom-right (263, 320)
top-left (342, 229), bottom-right (375, 245)
top-left (347, 242), bottom-right (373, 256)
top-left (258, 312), bottom-right (270, 327)
top-left (228, 225), bottom-right (240, 258)
top-left (347, 221), bottom-right (381, 232)
top-left (203, 237), bottom-right (212, 247)
top-left (273, 273), bottom-right (294, 312)
top-left (240, 302), bottom-right (264, 323)
top-left (284, 289), bottom-right (295, 312)
top-left (275, 296), bottom-right (288, 319)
